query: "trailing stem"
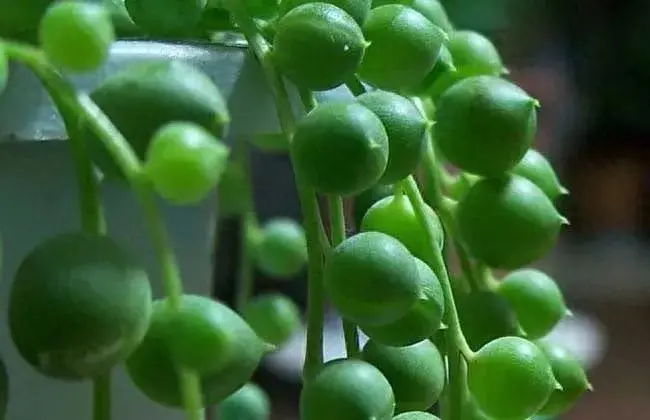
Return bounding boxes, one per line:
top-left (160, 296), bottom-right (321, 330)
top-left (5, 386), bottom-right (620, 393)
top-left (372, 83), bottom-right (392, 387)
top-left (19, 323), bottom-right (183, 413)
top-left (328, 196), bottom-right (360, 358)
top-left (223, 0), bottom-right (332, 381)
top-left (401, 176), bottom-right (472, 420)
top-left (2, 41), bottom-right (204, 420)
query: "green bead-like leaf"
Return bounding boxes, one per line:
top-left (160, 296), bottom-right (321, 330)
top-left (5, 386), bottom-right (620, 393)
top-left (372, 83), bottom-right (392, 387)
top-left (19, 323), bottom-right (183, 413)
top-left (497, 269), bottom-right (569, 339)
top-left (535, 340), bottom-right (592, 416)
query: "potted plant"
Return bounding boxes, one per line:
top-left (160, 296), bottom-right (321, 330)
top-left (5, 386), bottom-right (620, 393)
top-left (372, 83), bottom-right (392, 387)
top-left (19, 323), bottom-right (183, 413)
top-left (0, 1), bottom-right (592, 420)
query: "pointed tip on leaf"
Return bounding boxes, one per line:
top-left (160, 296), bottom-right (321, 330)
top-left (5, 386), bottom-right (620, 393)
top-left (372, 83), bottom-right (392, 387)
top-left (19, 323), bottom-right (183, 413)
top-left (559, 215), bottom-right (570, 226)
top-left (438, 322), bottom-right (449, 330)
top-left (558, 185), bottom-right (570, 196)
top-left (586, 382), bottom-right (594, 392)
top-left (554, 380), bottom-right (564, 391)
top-left (501, 66), bottom-right (511, 75)
top-left (565, 308), bottom-right (575, 317)
top-left (262, 342), bottom-right (277, 355)
top-left (440, 195), bottom-right (458, 213)
top-left (515, 325), bottom-right (528, 338)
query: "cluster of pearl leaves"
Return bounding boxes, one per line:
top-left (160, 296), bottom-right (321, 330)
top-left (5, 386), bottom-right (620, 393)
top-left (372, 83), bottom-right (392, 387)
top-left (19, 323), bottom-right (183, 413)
top-left (0, 1), bottom-right (593, 420)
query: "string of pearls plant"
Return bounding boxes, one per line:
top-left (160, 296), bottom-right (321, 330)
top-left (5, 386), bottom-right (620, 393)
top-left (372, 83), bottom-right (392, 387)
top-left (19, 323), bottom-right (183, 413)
top-left (0, 1), bottom-right (591, 420)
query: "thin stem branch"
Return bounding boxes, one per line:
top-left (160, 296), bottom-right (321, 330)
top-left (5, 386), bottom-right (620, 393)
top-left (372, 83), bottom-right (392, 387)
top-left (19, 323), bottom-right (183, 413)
top-left (401, 176), bottom-right (473, 360)
top-left (62, 110), bottom-right (106, 235)
top-left (4, 44), bottom-right (107, 235)
top-left (318, 219), bottom-right (331, 252)
top-left (422, 143), bottom-right (479, 292)
top-left (447, 344), bottom-right (464, 420)
top-left (235, 211), bottom-right (256, 312)
top-left (223, 1), bottom-right (294, 135)
top-left (295, 89), bottom-right (331, 254)
top-left (342, 318), bottom-right (360, 359)
top-left (412, 96), bottom-right (480, 293)
top-left (217, 6), bottom-right (330, 380)
top-left (408, 97), bottom-right (485, 420)
top-left (476, 262), bottom-right (500, 291)
top-left (401, 176), bottom-right (471, 420)
top-left (299, 87), bottom-right (318, 112)
top-left (344, 75), bottom-right (367, 96)
top-left (436, 329), bottom-right (450, 420)
top-left (327, 196), bottom-right (359, 358)
top-left (92, 373), bottom-right (111, 420)
top-left (327, 197), bottom-right (346, 257)
top-left (392, 183), bottom-right (405, 197)
top-left (178, 372), bottom-right (204, 420)
top-left (232, 139), bottom-right (257, 312)
top-left (295, 177), bottom-right (327, 381)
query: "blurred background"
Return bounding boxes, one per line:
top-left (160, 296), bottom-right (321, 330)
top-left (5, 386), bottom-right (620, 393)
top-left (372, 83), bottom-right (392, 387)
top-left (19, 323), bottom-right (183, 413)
top-left (213, 0), bottom-right (650, 419)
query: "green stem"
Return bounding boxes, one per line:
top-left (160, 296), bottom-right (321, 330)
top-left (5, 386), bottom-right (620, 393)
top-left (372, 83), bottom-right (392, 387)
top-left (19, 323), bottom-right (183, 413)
top-left (344, 75), bottom-right (367, 96)
top-left (293, 86), bottom-right (330, 255)
top-left (223, 1), bottom-right (294, 135)
top-left (327, 196), bottom-right (359, 358)
top-left (392, 183), bottom-right (405, 197)
top-left (318, 217), bottom-right (331, 252)
top-left (64, 113), bottom-right (106, 235)
top-left (135, 183), bottom-right (185, 305)
top-left (299, 87), bottom-right (318, 112)
top-left (295, 89), bottom-right (331, 254)
top-left (81, 89), bottom-right (206, 420)
top-left (409, 98), bottom-right (482, 420)
top-left (412, 96), bottom-right (479, 293)
top-left (235, 211), bottom-right (257, 312)
top-left (402, 177), bottom-right (471, 420)
top-left (223, 2), bottom-right (330, 381)
top-left (178, 371), bottom-right (204, 420)
top-left (476, 262), bottom-right (499, 291)
top-left (2, 45), bottom-right (106, 235)
top-left (402, 176), bottom-right (472, 360)
top-left (2, 41), bottom-right (204, 419)
top-left (327, 196), bottom-right (345, 259)
top-left (447, 343), bottom-right (464, 420)
top-left (296, 177), bottom-right (327, 381)
top-left (436, 329), bottom-right (450, 420)
top-left (81, 95), bottom-right (207, 420)
top-left (232, 138), bottom-right (257, 312)
top-left (342, 318), bottom-right (360, 359)
top-left (70, 108), bottom-right (112, 420)
top-left (82, 88), bottom-right (207, 420)
top-left (422, 143), bottom-right (479, 292)
top-left (92, 373), bottom-right (111, 420)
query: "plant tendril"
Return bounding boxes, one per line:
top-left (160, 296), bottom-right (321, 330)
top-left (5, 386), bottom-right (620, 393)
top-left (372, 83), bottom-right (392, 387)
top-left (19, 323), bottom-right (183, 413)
top-left (223, 0), bottom-right (330, 381)
top-left (328, 196), bottom-right (360, 358)
top-left (1, 40), bottom-right (205, 420)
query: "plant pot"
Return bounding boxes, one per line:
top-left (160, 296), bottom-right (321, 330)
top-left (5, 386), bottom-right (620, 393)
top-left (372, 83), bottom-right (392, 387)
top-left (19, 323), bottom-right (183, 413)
top-left (0, 38), bottom-right (311, 420)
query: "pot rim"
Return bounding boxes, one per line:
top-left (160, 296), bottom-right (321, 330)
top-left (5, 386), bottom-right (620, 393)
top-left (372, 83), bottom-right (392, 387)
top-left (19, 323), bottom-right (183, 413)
top-left (0, 33), bottom-right (254, 142)
top-left (115, 31), bottom-right (249, 50)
